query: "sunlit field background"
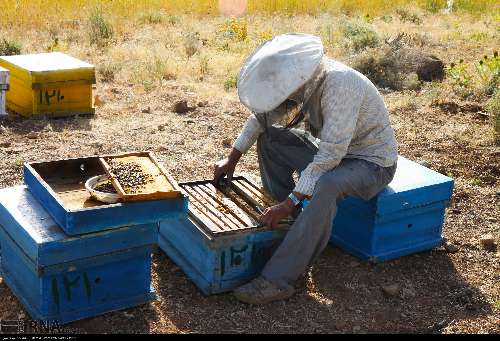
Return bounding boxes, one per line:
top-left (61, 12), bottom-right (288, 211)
top-left (0, 0), bottom-right (499, 137)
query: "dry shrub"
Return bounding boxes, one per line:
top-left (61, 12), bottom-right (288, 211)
top-left (0, 38), bottom-right (22, 55)
top-left (352, 47), bottom-right (406, 90)
top-left (139, 11), bottom-right (164, 25)
top-left (183, 32), bottom-right (201, 58)
top-left (98, 62), bottom-right (121, 82)
top-left (352, 45), bottom-right (444, 90)
top-left (486, 90), bottom-right (500, 145)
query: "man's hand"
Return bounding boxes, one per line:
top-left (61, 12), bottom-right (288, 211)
top-left (259, 200), bottom-right (295, 229)
top-left (213, 148), bottom-right (242, 187)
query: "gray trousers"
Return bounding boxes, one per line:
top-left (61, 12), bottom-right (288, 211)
top-left (257, 126), bottom-right (397, 289)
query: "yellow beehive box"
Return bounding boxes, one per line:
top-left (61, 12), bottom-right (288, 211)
top-left (0, 52), bottom-right (95, 118)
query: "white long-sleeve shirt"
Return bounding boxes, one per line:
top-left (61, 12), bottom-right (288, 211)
top-left (233, 58), bottom-right (398, 196)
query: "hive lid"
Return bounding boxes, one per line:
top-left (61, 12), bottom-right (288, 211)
top-left (0, 186), bottom-right (158, 269)
top-left (341, 156), bottom-right (454, 216)
top-left (0, 52), bottom-right (95, 85)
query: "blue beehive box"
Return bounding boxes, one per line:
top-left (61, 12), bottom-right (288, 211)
top-left (0, 186), bottom-right (157, 324)
top-left (329, 156), bottom-right (454, 262)
top-left (159, 177), bottom-right (290, 295)
top-left (159, 218), bottom-right (287, 295)
top-left (23, 155), bottom-right (188, 235)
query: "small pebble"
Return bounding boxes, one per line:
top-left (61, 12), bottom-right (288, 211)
top-left (222, 138), bottom-right (232, 147)
top-left (122, 311), bottom-right (134, 318)
top-left (444, 240), bottom-right (460, 253)
top-left (27, 131), bottom-right (38, 139)
top-left (381, 284), bottom-right (400, 298)
top-left (479, 234), bottom-right (496, 249)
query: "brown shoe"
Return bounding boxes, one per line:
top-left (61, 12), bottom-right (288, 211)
top-left (233, 276), bottom-right (295, 305)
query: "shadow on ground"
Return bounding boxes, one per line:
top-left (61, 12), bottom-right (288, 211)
top-left (70, 244), bottom-right (491, 333)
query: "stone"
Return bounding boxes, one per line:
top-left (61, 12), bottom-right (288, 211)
top-left (142, 106), bottom-right (151, 114)
top-left (402, 287), bottom-right (416, 298)
top-left (416, 55), bottom-right (445, 82)
top-left (479, 234), bottom-right (496, 249)
top-left (381, 284), bottom-right (400, 298)
top-left (122, 311), bottom-right (134, 318)
top-left (27, 131), bottom-right (38, 139)
top-left (197, 100), bottom-right (209, 107)
top-left (158, 124), bottom-right (166, 131)
top-left (172, 100), bottom-right (194, 114)
top-left (0, 141), bottom-right (11, 148)
top-left (94, 95), bottom-right (105, 107)
top-left (349, 260), bottom-right (360, 268)
top-left (418, 160), bottom-right (432, 168)
top-left (222, 138), bottom-right (232, 147)
top-left (443, 240), bottom-right (460, 253)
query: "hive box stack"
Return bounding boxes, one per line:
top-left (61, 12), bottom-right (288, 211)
top-left (329, 156), bottom-right (454, 263)
top-left (0, 66), bottom-right (9, 116)
top-left (0, 156), bottom-right (187, 323)
top-left (0, 52), bottom-right (95, 118)
top-left (159, 177), bottom-right (290, 295)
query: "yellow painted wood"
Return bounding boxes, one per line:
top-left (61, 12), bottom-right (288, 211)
top-left (0, 52), bottom-right (95, 118)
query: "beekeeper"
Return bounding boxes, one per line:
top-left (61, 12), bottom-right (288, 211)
top-left (213, 33), bottom-right (398, 304)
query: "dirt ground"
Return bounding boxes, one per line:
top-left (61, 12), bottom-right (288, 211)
top-left (0, 74), bottom-right (498, 334)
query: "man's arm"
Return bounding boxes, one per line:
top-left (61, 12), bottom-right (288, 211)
top-left (214, 107), bottom-right (288, 186)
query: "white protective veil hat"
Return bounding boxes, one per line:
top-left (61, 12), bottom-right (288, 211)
top-left (237, 33), bottom-right (324, 114)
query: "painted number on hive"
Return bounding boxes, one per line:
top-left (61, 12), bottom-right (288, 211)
top-left (51, 273), bottom-right (93, 306)
top-left (39, 89), bottom-right (64, 106)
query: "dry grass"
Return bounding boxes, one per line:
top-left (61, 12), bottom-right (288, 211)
top-left (1, 0), bottom-right (498, 28)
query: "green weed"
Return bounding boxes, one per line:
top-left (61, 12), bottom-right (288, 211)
top-left (340, 19), bottom-right (380, 52)
top-left (88, 7), bottom-right (114, 46)
top-left (224, 73), bottom-right (238, 91)
top-left (0, 38), bottom-right (22, 55)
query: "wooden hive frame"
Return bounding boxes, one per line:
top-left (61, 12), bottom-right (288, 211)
top-left (99, 151), bottom-right (182, 201)
top-left (179, 176), bottom-right (293, 236)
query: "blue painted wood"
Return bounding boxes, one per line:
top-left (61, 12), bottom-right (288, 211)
top-left (0, 186), bottom-right (158, 268)
top-left (24, 160), bottom-right (188, 236)
top-left (0, 227), bottom-right (155, 324)
top-left (331, 202), bottom-right (446, 262)
top-left (325, 156), bottom-right (454, 262)
top-left (158, 218), bottom-right (286, 295)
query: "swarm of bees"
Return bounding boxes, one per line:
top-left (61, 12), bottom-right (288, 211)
top-left (107, 159), bottom-right (153, 193)
top-left (94, 180), bottom-right (117, 194)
